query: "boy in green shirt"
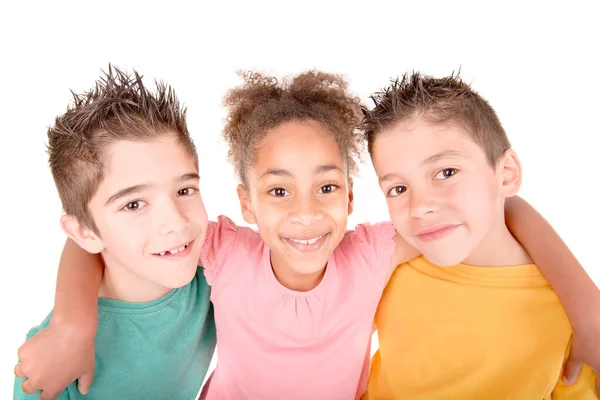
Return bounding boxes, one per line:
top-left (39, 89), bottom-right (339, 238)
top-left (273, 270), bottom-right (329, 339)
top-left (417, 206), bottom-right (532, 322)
top-left (14, 66), bottom-right (216, 399)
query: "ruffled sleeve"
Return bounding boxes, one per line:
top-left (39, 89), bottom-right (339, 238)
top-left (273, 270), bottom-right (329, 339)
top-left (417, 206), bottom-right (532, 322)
top-left (200, 215), bottom-right (239, 285)
top-left (349, 221), bottom-right (397, 281)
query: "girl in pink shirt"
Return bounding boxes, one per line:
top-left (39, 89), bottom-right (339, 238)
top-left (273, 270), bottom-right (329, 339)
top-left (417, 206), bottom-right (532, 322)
top-left (198, 71), bottom-right (419, 399)
top-left (16, 70), bottom-right (599, 400)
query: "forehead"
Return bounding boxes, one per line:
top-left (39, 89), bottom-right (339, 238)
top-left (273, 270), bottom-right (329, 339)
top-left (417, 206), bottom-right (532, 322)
top-left (372, 119), bottom-right (487, 172)
top-left (98, 135), bottom-right (198, 194)
top-left (252, 120), bottom-right (346, 172)
top-left (375, 119), bottom-right (482, 158)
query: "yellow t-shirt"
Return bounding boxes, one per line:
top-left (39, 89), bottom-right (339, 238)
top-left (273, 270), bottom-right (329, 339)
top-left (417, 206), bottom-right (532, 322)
top-left (365, 256), bottom-right (597, 400)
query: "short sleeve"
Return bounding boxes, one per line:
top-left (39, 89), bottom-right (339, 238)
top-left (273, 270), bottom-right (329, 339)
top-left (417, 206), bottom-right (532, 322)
top-left (200, 216), bottom-right (239, 285)
top-left (349, 221), bottom-right (397, 280)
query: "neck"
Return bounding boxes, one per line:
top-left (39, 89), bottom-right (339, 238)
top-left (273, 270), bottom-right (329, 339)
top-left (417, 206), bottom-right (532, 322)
top-left (98, 254), bottom-right (171, 302)
top-left (463, 212), bottom-right (532, 267)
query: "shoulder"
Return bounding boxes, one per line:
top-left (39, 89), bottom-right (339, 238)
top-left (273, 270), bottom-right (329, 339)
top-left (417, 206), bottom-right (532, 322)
top-left (338, 221), bottom-right (396, 259)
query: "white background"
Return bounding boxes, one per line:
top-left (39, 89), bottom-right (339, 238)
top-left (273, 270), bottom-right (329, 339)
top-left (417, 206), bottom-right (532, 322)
top-left (1, 0), bottom-right (598, 397)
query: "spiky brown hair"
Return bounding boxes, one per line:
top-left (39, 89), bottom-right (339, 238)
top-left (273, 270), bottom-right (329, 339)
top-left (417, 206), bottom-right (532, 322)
top-left (361, 71), bottom-right (511, 166)
top-left (47, 65), bottom-right (197, 233)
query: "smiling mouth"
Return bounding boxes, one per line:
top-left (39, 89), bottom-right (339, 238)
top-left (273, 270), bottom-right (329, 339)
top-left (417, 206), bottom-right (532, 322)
top-left (416, 225), bottom-right (459, 243)
top-left (287, 235), bottom-right (325, 245)
top-left (153, 241), bottom-right (192, 256)
top-left (283, 233), bottom-right (330, 253)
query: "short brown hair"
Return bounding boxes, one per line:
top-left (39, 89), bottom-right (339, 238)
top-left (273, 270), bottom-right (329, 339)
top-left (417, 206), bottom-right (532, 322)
top-left (47, 65), bottom-right (197, 233)
top-left (223, 70), bottom-right (363, 184)
top-left (361, 72), bottom-right (511, 166)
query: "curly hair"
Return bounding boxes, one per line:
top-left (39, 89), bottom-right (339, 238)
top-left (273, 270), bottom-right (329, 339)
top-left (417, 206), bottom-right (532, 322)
top-left (48, 65), bottom-right (196, 233)
top-left (361, 71), bottom-right (511, 166)
top-left (222, 70), bottom-right (363, 184)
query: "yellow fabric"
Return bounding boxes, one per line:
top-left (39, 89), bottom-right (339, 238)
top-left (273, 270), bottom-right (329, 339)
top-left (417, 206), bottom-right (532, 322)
top-left (365, 256), bottom-right (597, 400)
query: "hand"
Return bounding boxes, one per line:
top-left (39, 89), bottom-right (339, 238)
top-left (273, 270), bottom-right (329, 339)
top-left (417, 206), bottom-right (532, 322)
top-left (562, 326), bottom-right (600, 394)
top-left (14, 317), bottom-right (96, 400)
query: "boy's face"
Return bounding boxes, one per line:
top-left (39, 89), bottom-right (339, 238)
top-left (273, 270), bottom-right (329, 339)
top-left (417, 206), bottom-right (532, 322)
top-left (85, 135), bottom-right (207, 300)
top-left (239, 120), bottom-right (353, 284)
top-left (372, 119), bottom-right (514, 266)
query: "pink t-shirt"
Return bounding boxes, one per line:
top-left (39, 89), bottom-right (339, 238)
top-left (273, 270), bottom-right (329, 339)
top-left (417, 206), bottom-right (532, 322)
top-left (200, 216), bottom-right (396, 400)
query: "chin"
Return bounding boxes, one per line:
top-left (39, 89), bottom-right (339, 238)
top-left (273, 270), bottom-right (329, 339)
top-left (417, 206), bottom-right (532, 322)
top-left (291, 258), bottom-right (329, 275)
top-left (164, 267), bottom-right (198, 288)
top-left (296, 266), bottom-right (327, 276)
top-left (422, 251), bottom-right (465, 267)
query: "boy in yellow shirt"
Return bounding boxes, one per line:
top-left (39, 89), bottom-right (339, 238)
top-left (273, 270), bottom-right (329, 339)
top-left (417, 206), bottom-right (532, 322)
top-left (361, 72), bottom-right (598, 399)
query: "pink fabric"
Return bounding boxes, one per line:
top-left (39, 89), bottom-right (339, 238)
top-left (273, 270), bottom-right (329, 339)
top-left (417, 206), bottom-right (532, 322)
top-left (200, 216), bottom-right (396, 400)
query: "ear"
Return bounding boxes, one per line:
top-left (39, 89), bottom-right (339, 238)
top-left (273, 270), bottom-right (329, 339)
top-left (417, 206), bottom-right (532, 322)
top-left (347, 177), bottom-right (355, 216)
top-left (236, 184), bottom-right (256, 225)
top-left (60, 214), bottom-right (104, 254)
top-left (497, 149), bottom-right (522, 197)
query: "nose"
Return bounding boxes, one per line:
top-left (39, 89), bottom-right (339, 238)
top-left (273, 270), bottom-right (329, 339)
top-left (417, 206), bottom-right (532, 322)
top-left (408, 188), bottom-right (439, 218)
top-left (157, 197), bottom-right (189, 236)
top-left (288, 194), bottom-right (324, 226)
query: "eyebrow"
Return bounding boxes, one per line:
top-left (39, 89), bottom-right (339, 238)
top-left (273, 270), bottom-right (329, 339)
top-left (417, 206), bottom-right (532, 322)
top-left (105, 172), bottom-right (200, 206)
top-left (379, 173), bottom-right (401, 186)
top-left (259, 164), bottom-right (343, 181)
top-left (313, 164), bottom-right (344, 175)
top-left (423, 150), bottom-right (466, 164)
top-left (378, 150), bottom-right (466, 185)
top-left (260, 168), bottom-right (293, 180)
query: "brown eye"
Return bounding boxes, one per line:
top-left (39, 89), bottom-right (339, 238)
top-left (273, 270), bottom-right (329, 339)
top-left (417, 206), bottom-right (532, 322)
top-left (178, 187), bottom-right (196, 196)
top-left (318, 184), bottom-right (338, 194)
top-left (434, 168), bottom-right (459, 180)
top-left (387, 186), bottom-right (406, 197)
top-left (269, 188), bottom-right (289, 197)
top-left (122, 200), bottom-right (147, 212)
top-left (443, 169), bottom-right (457, 177)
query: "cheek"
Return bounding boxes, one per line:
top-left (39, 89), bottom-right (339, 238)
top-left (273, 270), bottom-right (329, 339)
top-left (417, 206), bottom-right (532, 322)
top-left (255, 201), bottom-right (285, 228)
top-left (386, 199), bottom-right (410, 233)
top-left (330, 193), bottom-right (349, 213)
top-left (450, 178), bottom-right (498, 222)
top-left (184, 198), bottom-right (209, 229)
top-left (98, 215), bottom-right (150, 253)
top-left (322, 194), bottom-right (350, 227)
top-left (102, 228), bottom-right (147, 256)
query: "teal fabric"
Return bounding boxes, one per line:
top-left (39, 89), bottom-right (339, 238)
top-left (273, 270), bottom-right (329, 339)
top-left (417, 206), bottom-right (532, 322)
top-left (14, 267), bottom-right (216, 400)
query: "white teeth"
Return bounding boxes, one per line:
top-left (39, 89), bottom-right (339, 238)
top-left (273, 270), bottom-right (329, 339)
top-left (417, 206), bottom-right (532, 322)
top-left (155, 244), bottom-right (188, 256)
top-left (289, 235), bottom-right (323, 245)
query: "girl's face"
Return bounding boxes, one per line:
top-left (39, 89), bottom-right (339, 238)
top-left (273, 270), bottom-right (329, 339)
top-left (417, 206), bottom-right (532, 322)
top-left (237, 120), bottom-right (354, 291)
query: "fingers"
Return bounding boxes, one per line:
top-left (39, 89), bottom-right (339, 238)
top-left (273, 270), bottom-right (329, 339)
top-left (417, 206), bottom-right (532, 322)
top-left (14, 363), bottom-right (25, 378)
top-left (17, 343), bottom-right (30, 363)
top-left (77, 371), bottom-right (95, 394)
top-left (561, 357), bottom-right (583, 385)
top-left (21, 378), bottom-right (39, 395)
top-left (39, 389), bottom-right (59, 400)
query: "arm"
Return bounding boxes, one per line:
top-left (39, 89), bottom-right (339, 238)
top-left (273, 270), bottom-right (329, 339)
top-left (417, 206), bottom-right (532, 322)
top-left (14, 239), bottom-right (103, 399)
top-left (552, 364), bottom-right (598, 398)
top-left (552, 341), bottom-right (599, 399)
top-left (505, 196), bottom-right (600, 392)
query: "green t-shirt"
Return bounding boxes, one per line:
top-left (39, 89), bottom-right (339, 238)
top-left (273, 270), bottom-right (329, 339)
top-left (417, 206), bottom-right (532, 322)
top-left (14, 267), bottom-right (216, 400)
